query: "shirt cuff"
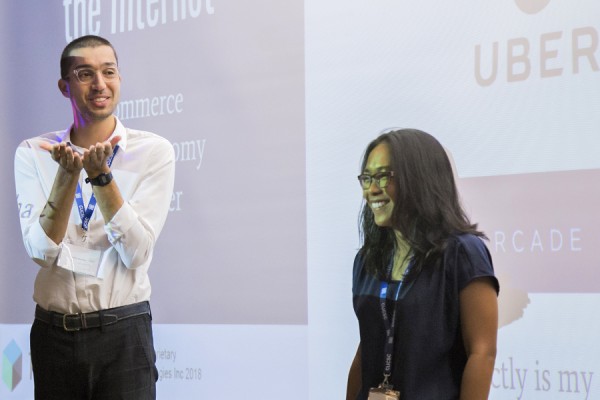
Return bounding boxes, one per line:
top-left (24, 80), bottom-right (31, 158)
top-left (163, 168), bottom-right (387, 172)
top-left (104, 202), bottom-right (136, 244)
top-left (26, 219), bottom-right (61, 265)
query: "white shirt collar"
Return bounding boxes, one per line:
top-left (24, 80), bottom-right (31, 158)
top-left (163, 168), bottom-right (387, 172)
top-left (57, 116), bottom-right (128, 151)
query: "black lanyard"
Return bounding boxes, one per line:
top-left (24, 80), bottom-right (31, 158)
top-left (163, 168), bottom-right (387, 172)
top-left (378, 260), bottom-right (412, 388)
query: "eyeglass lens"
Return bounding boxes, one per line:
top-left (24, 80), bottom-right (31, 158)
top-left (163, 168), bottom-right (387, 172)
top-left (359, 173), bottom-right (390, 189)
top-left (74, 67), bottom-right (118, 83)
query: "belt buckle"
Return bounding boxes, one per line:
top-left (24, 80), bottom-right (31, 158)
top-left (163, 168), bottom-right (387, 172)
top-left (62, 313), bottom-right (81, 331)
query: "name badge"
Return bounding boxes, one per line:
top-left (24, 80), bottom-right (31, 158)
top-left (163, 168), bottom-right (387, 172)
top-left (57, 242), bottom-right (102, 277)
top-left (368, 387), bottom-right (400, 400)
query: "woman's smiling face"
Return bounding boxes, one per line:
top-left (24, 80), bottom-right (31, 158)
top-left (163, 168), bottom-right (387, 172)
top-left (362, 143), bottom-right (397, 228)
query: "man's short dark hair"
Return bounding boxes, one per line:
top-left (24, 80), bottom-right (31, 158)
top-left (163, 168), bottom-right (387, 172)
top-left (60, 35), bottom-right (119, 80)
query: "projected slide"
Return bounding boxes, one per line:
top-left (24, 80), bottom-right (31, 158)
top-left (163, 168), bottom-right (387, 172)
top-left (2, 1), bottom-right (307, 399)
top-left (305, 1), bottom-right (599, 399)
top-left (1, 0), bottom-right (599, 399)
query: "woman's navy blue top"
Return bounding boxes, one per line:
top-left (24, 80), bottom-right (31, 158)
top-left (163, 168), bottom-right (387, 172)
top-left (352, 234), bottom-right (499, 400)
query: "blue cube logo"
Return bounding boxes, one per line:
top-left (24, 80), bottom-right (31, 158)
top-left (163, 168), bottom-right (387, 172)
top-left (2, 340), bottom-right (22, 391)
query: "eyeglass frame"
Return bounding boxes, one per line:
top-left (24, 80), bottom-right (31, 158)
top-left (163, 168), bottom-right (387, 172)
top-left (71, 66), bottom-right (120, 84)
top-left (357, 171), bottom-right (395, 190)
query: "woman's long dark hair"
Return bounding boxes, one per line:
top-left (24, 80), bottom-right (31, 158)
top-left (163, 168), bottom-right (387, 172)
top-left (359, 129), bottom-right (484, 279)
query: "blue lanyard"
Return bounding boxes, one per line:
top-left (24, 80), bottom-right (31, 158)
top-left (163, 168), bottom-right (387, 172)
top-left (74, 145), bottom-right (119, 233)
top-left (379, 259), bottom-right (412, 386)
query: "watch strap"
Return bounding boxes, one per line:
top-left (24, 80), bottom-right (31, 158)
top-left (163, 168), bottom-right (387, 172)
top-left (85, 172), bottom-right (113, 186)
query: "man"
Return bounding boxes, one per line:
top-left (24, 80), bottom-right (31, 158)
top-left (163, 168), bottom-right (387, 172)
top-left (14, 35), bottom-right (175, 399)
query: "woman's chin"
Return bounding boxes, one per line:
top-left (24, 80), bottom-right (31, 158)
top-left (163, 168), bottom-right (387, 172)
top-left (373, 218), bottom-right (392, 228)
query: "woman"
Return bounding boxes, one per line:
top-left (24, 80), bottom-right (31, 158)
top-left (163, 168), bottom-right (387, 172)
top-left (347, 129), bottom-right (499, 400)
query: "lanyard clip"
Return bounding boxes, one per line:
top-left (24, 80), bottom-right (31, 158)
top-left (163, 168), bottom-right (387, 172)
top-left (379, 373), bottom-right (392, 390)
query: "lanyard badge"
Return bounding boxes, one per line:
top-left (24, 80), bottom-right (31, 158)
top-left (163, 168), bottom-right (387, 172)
top-left (368, 260), bottom-right (412, 399)
top-left (368, 387), bottom-right (400, 400)
top-left (74, 145), bottom-right (119, 241)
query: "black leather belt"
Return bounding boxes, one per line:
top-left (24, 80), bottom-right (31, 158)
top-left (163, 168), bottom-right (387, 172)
top-left (35, 302), bottom-right (150, 332)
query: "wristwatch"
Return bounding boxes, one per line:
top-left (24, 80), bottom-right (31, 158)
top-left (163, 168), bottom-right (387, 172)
top-left (85, 172), bottom-right (113, 186)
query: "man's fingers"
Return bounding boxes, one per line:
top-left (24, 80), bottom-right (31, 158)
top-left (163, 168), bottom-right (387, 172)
top-left (39, 142), bottom-right (83, 172)
top-left (73, 153), bottom-right (84, 170)
top-left (109, 136), bottom-right (121, 148)
top-left (56, 144), bottom-right (68, 162)
top-left (39, 142), bottom-right (53, 152)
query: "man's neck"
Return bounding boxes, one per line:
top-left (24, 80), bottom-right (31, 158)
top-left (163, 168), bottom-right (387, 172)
top-left (70, 116), bottom-right (116, 148)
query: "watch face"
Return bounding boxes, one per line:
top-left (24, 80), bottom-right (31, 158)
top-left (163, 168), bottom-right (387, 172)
top-left (90, 172), bottom-right (113, 186)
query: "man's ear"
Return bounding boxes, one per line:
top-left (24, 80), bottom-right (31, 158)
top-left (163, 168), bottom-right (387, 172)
top-left (58, 79), bottom-right (70, 98)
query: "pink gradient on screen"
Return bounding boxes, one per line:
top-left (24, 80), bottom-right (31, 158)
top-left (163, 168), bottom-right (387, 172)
top-left (458, 169), bottom-right (597, 294)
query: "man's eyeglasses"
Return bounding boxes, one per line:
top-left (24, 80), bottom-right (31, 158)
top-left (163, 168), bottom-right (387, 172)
top-left (357, 171), bottom-right (395, 190)
top-left (72, 67), bottom-right (119, 84)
